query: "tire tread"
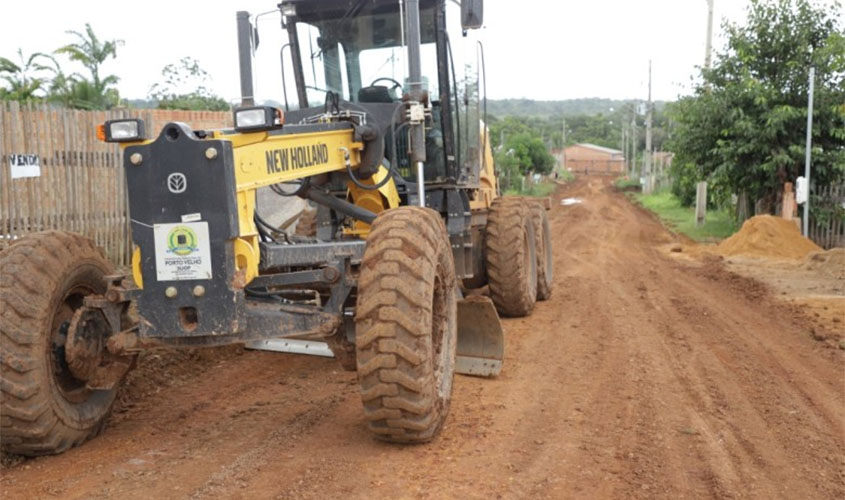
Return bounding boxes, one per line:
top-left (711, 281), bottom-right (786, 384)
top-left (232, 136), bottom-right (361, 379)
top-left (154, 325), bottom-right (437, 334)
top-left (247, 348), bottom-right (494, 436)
top-left (485, 197), bottom-right (537, 317)
top-left (355, 207), bottom-right (456, 443)
top-left (1, 231), bottom-right (115, 456)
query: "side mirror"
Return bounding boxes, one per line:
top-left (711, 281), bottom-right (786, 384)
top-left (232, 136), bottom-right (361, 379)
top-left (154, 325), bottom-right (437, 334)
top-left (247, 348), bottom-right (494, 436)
top-left (461, 0), bottom-right (483, 30)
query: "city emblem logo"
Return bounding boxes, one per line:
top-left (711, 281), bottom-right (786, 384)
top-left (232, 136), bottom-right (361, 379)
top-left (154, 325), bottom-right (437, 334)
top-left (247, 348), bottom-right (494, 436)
top-left (167, 226), bottom-right (199, 256)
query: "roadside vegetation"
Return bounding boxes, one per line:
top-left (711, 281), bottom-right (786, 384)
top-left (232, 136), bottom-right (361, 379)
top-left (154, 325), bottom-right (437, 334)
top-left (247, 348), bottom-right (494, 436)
top-left (488, 107), bottom-right (669, 172)
top-left (614, 176), bottom-right (641, 191)
top-left (666, 0), bottom-right (844, 217)
top-left (0, 23), bottom-right (228, 111)
top-left (633, 190), bottom-right (738, 242)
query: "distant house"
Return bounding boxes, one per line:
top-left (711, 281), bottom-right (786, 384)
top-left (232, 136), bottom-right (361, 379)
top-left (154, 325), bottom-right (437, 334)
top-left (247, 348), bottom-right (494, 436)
top-left (564, 143), bottom-right (625, 175)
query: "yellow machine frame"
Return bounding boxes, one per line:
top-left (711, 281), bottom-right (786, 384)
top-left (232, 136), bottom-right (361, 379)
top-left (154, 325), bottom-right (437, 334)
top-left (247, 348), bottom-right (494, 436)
top-left (127, 126), bottom-right (400, 289)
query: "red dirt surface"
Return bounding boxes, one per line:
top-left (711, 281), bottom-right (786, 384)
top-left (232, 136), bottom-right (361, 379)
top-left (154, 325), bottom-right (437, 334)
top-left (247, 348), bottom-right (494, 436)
top-left (1, 176), bottom-right (843, 499)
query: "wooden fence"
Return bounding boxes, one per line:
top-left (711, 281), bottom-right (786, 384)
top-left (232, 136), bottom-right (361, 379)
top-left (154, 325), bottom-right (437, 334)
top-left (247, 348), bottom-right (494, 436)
top-left (0, 102), bottom-right (230, 265)
top-left (808, 183), bottom-right (845, 250)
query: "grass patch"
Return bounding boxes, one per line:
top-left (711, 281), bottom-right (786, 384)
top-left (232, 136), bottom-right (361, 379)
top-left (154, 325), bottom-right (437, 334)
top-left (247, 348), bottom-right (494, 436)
top-left (614, 176), bottom-right (641, 191)
top-left (557, 169), bottom-right (575, 183)
top-left (632, 190), bottom-right (738, 242)
top-left (505, 181), bottom-right (557, 198)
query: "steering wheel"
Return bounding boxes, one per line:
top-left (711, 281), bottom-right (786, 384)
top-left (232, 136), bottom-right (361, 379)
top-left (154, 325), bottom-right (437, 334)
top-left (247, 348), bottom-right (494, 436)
top-left (369, 77), bottom-right (403, 94)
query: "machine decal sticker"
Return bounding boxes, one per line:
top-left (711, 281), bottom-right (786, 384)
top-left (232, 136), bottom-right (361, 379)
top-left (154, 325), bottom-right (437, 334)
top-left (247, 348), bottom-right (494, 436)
top-left (153, 222), bottom-right (212, 281)
top-left (167, 226), bottom-right (198, 256)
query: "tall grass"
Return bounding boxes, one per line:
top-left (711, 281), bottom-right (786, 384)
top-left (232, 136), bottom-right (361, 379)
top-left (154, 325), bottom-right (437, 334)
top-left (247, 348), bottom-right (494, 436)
top-left (632, 190), bottom-right (738, 242)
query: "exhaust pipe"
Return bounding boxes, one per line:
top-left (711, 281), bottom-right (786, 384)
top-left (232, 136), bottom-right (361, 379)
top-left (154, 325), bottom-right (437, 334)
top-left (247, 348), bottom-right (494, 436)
top-left (236, 11), bottom-right (255, 106)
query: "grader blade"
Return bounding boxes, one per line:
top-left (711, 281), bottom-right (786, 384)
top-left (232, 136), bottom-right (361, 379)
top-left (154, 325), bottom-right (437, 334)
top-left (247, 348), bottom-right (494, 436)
top-left (456, 295), bottom-right (504, 377)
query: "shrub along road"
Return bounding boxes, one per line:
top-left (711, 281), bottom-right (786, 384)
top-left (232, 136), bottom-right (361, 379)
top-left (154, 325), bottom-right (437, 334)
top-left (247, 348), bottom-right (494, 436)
top-left (1, 176), bottom-right (842, 499)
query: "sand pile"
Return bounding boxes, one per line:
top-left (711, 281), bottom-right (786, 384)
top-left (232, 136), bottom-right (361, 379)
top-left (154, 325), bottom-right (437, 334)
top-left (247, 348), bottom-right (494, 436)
top-left (716, 215), bottom-right (822, 259)
top-left (802, 248), bottom-right (845, 280)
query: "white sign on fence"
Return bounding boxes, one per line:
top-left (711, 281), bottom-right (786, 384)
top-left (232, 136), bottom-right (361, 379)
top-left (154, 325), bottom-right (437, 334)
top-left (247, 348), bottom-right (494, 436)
top-left (796, 176), bottom-right (808, 205)
top-left (9, 154), bottom-right (41, 179)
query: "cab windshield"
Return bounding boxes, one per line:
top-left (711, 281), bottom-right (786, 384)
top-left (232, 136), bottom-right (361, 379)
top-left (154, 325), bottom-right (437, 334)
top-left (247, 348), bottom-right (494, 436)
top-left (291, 2), bottom-right (439, 107)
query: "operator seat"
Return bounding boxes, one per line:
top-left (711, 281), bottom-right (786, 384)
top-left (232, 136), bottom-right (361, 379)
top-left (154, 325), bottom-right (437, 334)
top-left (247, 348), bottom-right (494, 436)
top-left (358, 86), bottom-right (395, 103)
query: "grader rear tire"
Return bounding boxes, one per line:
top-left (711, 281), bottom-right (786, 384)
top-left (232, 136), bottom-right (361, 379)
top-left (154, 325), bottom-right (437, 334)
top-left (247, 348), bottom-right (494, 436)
top-left (355, 206), bottom-right (457, 443)
top-left (485, 197), bottom-right (537, 317)
top-left (0, 231), bottom-right (118, 456)
top-left (528, 201), bottom-right (554, 300)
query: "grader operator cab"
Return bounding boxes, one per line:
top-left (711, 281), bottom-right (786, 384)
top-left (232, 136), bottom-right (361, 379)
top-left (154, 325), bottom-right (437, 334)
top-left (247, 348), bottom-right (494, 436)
top-left (0, 0), bottom-right (553, 456)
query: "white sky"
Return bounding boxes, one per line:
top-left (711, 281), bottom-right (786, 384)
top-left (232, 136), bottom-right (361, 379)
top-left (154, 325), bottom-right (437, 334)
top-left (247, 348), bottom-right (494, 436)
top-left (0, 1), bottom-right (761, 103)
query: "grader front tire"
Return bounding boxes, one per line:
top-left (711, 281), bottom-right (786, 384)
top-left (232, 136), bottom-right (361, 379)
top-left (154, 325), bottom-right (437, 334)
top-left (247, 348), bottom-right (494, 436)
top-left (0, 231), bottom-right (118, 456)
top-left (485, 197), bottom-right (537, 317)
top-left (355, 207), bottom-right (458, 443)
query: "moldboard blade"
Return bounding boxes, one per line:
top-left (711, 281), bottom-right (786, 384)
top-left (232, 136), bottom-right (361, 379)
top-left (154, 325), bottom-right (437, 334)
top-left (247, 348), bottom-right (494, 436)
top-left (456, 295), bottom-right (504, 377)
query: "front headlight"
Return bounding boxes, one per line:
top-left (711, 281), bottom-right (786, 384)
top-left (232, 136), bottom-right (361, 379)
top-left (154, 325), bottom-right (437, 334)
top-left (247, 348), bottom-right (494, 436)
top-left (98, 119), bottom-right (145, 143)
top-left (280, 3), bottom-right (296, 17)
top-left (234, 106), bottom-right (284, 132)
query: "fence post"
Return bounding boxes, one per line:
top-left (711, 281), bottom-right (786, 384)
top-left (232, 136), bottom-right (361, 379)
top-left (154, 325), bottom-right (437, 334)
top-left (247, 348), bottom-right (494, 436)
top-left (782, 182), bottom-right (797, 222)
top-left (695, 181), bottom-right (708, 227)
top-left (736, 191), bottom-right (749, 223)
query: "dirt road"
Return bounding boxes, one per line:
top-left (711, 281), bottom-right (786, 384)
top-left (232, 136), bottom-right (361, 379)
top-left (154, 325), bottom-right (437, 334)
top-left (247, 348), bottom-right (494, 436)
top-left (2, 176), bottom-right (843, 499)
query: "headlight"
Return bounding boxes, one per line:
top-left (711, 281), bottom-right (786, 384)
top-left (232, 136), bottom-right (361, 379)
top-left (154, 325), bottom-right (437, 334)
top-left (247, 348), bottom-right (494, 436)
top-left (280, 3), bottom-right (296, 16)
top-left (234, 106), bottom-right (284, 132)
top-left (98, 119), bottom-right (145, 143)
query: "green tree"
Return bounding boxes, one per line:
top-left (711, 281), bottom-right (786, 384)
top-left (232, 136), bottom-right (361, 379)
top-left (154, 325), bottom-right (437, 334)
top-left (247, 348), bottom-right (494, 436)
top-left (54, 23), bottom-right (123, 109)
top-left (488, 107), bottom-right (666, 158)
top-left (149, 57), bottom-right (229, 111)
top-left (494, 148), bottom-right (521, 191)
top-left (668, 0), bottom-right (845, 210)
top-left (504, 133), bottom-right (555, 175)
top-left (41, 56), bottom-right (75, 107)
top-left (0, 48), bottom-right (51, 101)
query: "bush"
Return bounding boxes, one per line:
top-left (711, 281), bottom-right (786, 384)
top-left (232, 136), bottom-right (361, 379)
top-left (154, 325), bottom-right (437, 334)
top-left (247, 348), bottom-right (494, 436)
top-left (614, 176), bottom-right (641, 191)
top-left (669, 161), bottom-right (698, 206)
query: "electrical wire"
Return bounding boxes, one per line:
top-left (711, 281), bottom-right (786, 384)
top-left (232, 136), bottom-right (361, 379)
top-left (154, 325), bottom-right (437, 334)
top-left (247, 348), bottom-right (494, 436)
top-left (254, 214), bottom-right (274, 242)
top-left (254, 211), bottom-right (292, 244)
top-left (270, 176), bottom-right (311, 197)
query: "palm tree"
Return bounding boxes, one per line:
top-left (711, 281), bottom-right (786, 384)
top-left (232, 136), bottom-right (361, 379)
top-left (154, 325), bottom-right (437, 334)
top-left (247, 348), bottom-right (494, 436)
top-left (41, 55), bottom-right (78, 108)
top-left (0, 48), bottom-right (51, 101)
top-left (55, 23), bottom-right (123, 109)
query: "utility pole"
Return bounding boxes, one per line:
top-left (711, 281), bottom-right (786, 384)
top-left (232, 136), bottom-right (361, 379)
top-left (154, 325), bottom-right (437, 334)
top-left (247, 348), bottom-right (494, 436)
top-left (644, 60), bottom-right (653, 194)
top-left (561, 118), bottom-right (567, 171)
top-left (630, 109), bottom-right (637, 177)
top-left (802, 67), bottom-right (815, 237)
top-left (704, 0), bottom-right (715, 70)
top-left (622, 121), bottom-right (628, 176)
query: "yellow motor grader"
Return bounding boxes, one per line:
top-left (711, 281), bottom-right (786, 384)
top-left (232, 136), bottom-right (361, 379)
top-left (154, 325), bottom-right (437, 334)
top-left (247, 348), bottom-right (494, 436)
top-left (0, 0), bottom-right (553, 455)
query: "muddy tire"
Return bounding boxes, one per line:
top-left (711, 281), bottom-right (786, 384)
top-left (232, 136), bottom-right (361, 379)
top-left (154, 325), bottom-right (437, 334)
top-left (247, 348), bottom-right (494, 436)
top-left (0, 231), bottom-right (117, 456)
top-left (485, 197), bottom-right (537, 317)
top-left (355, 206), bottom-right (457, 443)
top-left (527, 201), bottom-right (554, 300)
